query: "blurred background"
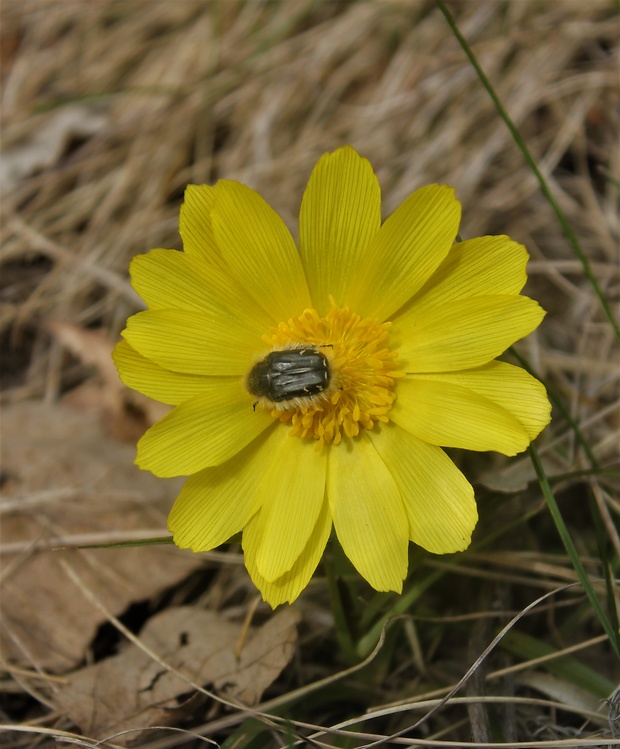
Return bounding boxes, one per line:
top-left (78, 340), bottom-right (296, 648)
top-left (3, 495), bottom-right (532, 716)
top-left (1, 1), bottom-right (618, 745)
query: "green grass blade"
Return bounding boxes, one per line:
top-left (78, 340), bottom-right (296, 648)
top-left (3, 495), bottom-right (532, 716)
top-left (529, 444), bottom-right (620, 659)
top-left (501, 630), bottom-right (616, 699)
top-left (508, 347), bottom-right (597, 467)
top-left (56, 535), bottom-right (175, 550)
top-left (435, 0), bottom-right (620, 340)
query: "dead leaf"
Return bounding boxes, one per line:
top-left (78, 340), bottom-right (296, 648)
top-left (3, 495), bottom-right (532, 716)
top-left (52, 606), bottom-right (300, 742)
top-left (1, 401), bottom-right (204, 672)
top-left (47, 321), bottom-right (121, 395)
top-left (477, 449), bottom-right (567, 493)
top-left (2, 105), bottom-right (108, 193)
top-left (517, 672), bottom-right (607, 726)
top-left (47, 321), bottom-right (170, 440)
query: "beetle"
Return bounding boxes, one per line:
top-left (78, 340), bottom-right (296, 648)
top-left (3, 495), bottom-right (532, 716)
top-left (247, 347), bottom-right (331, 404)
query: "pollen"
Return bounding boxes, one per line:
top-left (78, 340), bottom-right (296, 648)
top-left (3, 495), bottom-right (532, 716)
top-left (261, 299), bottom-right (404, 448)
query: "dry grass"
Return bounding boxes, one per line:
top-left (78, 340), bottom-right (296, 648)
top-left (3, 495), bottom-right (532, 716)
top-left (1, 1), bottom-right (619, 747)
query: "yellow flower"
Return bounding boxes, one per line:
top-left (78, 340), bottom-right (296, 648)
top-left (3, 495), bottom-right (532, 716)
top-left (113, 146), bottom-right (551, 607)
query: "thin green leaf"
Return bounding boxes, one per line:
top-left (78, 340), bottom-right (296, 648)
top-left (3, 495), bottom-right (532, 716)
top-left (508, 347), bottom-right (597, 467)
top-left (502, 630), bottom-right (616, 699)
top-left (58, 535), bottom-right (175, 550)
top-left (435, 0), bottom-right (620, 340)
top-left (529, 444), bottom-right (620, 659)
top-left (356, 569), bottom-right (442, 659)
top-left (590, 487), bottom-right (620, 652)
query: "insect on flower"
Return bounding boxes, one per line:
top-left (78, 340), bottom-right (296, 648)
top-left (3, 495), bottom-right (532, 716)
top-left (247, 347), bottom-right (331, 407)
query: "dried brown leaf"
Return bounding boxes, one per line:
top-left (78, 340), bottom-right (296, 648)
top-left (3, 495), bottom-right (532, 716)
top-left (52, 606), bottom-right (300, 742)
top-left (477, 449), bottom-right (568, 493)
top-left (1, 105), bottom-right (108, 193)
top-left (47, 322), bottom-right (170, 441)
top-left (1, 401), bottom-right (203, 672)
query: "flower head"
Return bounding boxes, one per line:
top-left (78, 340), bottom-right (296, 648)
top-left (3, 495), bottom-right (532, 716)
top-left (113, 146), bottom-right (551, 607)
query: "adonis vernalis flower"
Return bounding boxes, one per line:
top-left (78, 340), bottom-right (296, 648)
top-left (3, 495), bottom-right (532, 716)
top-left (113, 146), bottom-right (551, 607)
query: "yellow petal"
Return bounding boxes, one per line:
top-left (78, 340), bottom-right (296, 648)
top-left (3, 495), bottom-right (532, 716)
top-left (243, 497), bottom-right (332, 607)
top-left (122, 309), bottom-right (265, 376)
top-left (179, 184), bottom-right (226, 269)
top-left (368, 424), bottom-right (477, 553)
top-left (136, 379), bottom-right (273, 477)
top-left (168, 428), bottom-right (279, 551)
top-left (299, 146), bottom-right (381, 314)
top-left (396, 235), bottom-right (529, 319)
top-left (392, 376), bottom-right (531, 456)
top-left (129, 249), bottom-right (273, 333)
top-left (327, 433), bottom-right (408, 592)
top-left (112, 340), bottom-right (211, 405)
top-left (130, 249), bottom-right (211, 313)
top-left (395, 295), bottom-right (545, 372)
top-left (252, 433), bottom-right (327, 582)
top-left (409, 361), bottom-right (551, 441)
top-left (347, 185), bottom-right (461, 322)
top-left (211, 180), bottom-right (312, 321)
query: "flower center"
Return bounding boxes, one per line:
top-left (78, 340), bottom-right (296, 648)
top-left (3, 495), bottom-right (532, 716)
top-left (252, 301), bottom-right (403, 448)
